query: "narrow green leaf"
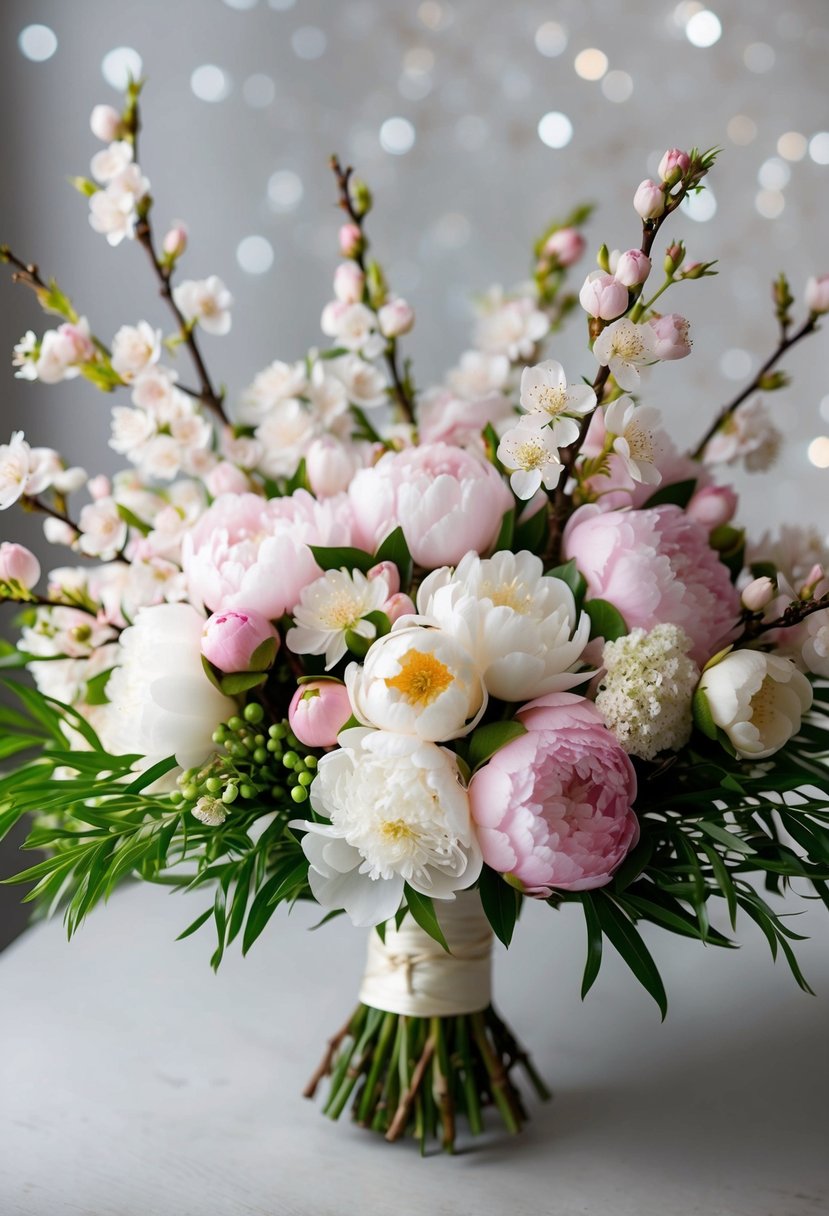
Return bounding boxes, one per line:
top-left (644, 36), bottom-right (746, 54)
top-left (493, 507), bottom-right (515, 554)
top-left (594, 892), bottom-right (668, 1019)
top-left (580, 893), bottom-right (604, 998)
top-left (697, 819), bottom-right (755, 855)
top-left (514, 502), bottom-right (548, 555)
top-left (478, 866), bottom-right (521, 947)
top-left (374, 526), bottom-right (413, 588)
top-left (309, 545), bottom-right (375, 574)
top-left (403, 885), bottom-right (449, 952)
top-left (176, 907), bottom-right (213, 941)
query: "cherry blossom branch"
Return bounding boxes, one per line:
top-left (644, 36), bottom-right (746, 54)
top-left (21, 494), bottom-right (80, 537)
top-left (690, 314), bottom-right (818, 461)
top-left (0, 589), bottom-right (101, 619)
top-left (330, 156), bottom-right (416, 425)
top-left (739, 591), bottom-right (829, 643)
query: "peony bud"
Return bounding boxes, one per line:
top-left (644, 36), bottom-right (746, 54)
top-left (686, 484), bottom-right (738, 530)
top-left (614, 249), bottom-right (652, 288)
top-left (367, 561), bottom-right (400, 597)
top-left (633, 179), bottom-right (666, 221)
top-left (339, 222), bottom-right (363, 258)
top-left (43, 518), bottom-right (77, 547)
top-left (162, 223), bottom-right (188, 259)
top-left (288, 680), bottom-right (352, 748)
top-left (333, 261), bottom-right (365, 304)
top-left (543, 227), bottom-right (586, 267)
top-left (741, 576), bottom-right (775, 613)
top-left (0, 542), bottom-right (40, 591)
top-left (305, 437), bottom-right (360, 498)
top-left (377, 297), bottom-right (415, 338)
top-left (657, 148), bottom-right (691, 185)
top-left (805, 274), bottom-right (829, 315)
top-left (648, 312), bottom-right (692, 360)
top-left (90, 104), bottom-right (122, 143)
top-left (204, 461), bottom-right (250, 497)
top-left (201, 609), bottom-right (279, 674)
top-left (383, 592), bottom-right (416, 623)
top-left (695, 650), bottom-right (812, 760)
top-left (578, 271), bottom-right (629, 321)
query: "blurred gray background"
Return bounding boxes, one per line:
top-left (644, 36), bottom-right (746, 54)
top-left (1, 0), bottom-right (827, 949)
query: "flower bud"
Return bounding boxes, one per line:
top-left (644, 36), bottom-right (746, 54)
top-left (201, 609), bottom-right (279, 674)
top-left (0, 542), bottom-right (40, 591)
top-left (204, 461), bottom-right (250, 497)
top-left (757, 370), bottom-right (789, 392)
top-left (578, 271), bottom-right (629, 321)
top-left (43, 518), bottom-right (77, 547)
top-left (162, 223), bottom-right (188, 259)
top-left (657, 148), bottom-right (691, 185)
top-left (338, 222), bottom-right (363, 258)
top-left (367, 561), bottom-right (400, 597)
top-left (350, 178), bottom-right (373, 217)
top-left (633, 179), bottom-right (666, 221)
top-left (686, 484), bottom-right (738, 530)
top-left (305, 436), bottom-right (360, 498)
top-left (614, 249), bottom-right (652, 288)
top-left (288, 680), bottom-right (352, 748)
top-left (87, 474), bottom-right (112, 501)
top-left (741, 576), bottom-right (775, 613)
top-left (664, 243), bottom-right (685, 275)
top-left (805, 274), bottom-right (829, 315)
top-left (800, 564), bottom-right (826, 599)
top-left (378, 297), bottom-right (415, 338)
top-left (681, 261), bottom-right (705, 279)
top-left (648, 312), bottom-right (692, 360)
top-left (383, 592), bottom-right (416, 623)
top-left (543, 227), bottom-right (586, 267)
top-left (333, 261), bottom-right (365, 304)
top-left (90, 104), bottom-right (122, 143)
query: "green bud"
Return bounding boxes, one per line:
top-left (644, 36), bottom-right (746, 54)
top-left (269, 723), bottom-right (287, 740)
top-left (205, 777), bottom-right (222, 795)
top-left (298, 771), bottom-right (313, 787)
top-left (68, 176), bottom-right (99, 198)
top-left (304, 755), bottom-right (318, 769)
top-left (212, 727), bottom-right (227, 745)
top-left (243, 702), bottom-right (264, 725)
top-left (350, 177), bottom-right (373, 217)
top-left (253, 747), bottom-right (268, 765)
top-left (291, 785), bottom-right (309, 804)
top-left (757, 370), bottom-right (789, 392)
top-left (222, 784), bottom-right (239, 805)
top-left (240, 784), bottom-right (257, 800)
top-left (596, 244), bottom-right (611, 273)
top-left (283, 751), bottom-right (299, 770)
top-left (227, 716), bottom-right (244, 733)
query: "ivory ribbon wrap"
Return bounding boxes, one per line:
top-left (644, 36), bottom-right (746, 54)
top-left (359, 890), bottom-right (493, 1017)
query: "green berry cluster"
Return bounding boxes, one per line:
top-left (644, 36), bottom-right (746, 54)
top-left (173, 701), bottom-right (318, 812)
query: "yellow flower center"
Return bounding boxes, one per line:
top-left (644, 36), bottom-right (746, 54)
top-left (481, 577), bottom-right (533, 613)
top-left (749, 676), bottom-right (776, 728)
top-left (513, 436), bottom-right (547, 470)
top-left (529, 384), bottom-right (567, 417)
top-left (379, 818), bottom-right (417, 843)
top-left (625, 420), bottom-right (657, 462)
top-left (319, 592), bottom-right (363, 630)
top-left (385, 648), bottom-right (455, 706)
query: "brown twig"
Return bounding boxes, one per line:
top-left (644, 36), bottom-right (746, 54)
top-left (1, 247), bottom-right (49, 297)
top-left (303, 1007), bottom-right (360, 1099)
top-left (740, 591), bottom-right (829, 643)
top-left (690, 315), bottom-right (817, 460)
top-left (21, 494), bottom-right (80, 536)
top-left (385, 1032), bottom-right (435, 1142)
top-left (329, 155), bottom-right (416, 425)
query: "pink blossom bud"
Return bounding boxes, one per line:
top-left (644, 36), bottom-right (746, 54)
top-left (288, 680), bottom-right (352, 748)
top-left (339, 223), bottom-right (363, 258)
top-left (378, 297), bottom-right (415, 338)
top-left (578, 271), bottom-right (629, 320)
top-left (657, 148), bottom-right (691, 184)
top-left (633, 179), bottom-right (666, 221)
top-left (205, 461), bottom-right (250, 497)
top-left (614, 249), bottom-right (652, 288)
top-left (543, 227), bottom-right (586, 267)
top-left (805, 274), bottom-right (829, 315)
top-left (43, 518), bottom-right (77, 547)
top-left (648, 313), bottom-right (692, 360)
top-left (741, 576), bottom-right (775, 613)
top-left (201, 609), bottom-right (279, 674)
top-left (800, 564), bottom-right (826, 598)
top-left (90, 104), bottom-right (122, 142)
top-left (162, 223), bottom-right (188, 258)
top-left (0, 542), bottom-right (40, 590)
top-left (305, 437), bottom-right (359, 498)
top-left (681, 260), bottom-right (705, 279)
top-left (383, 592), bottom-right (416, 623)
top-left (87, 474), bottom-right (111, 501)
top-left (686, 484), bottom-right (738, 530)
top-left (333, 261), bottom-right (365, 304)
top-left (367, 561), bottom-right (400, 597)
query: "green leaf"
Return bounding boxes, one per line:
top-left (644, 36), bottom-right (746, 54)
top-left (594, 891), bottom-right (668, 1019)
top-left (493, 508), bottom-right (515, 554)
top-left (123, 755), bottom-right (179, 794)
top-left (696, 820), bottom-right (755, 855)
top-left (584, 598), bottom-right (628, 642)
top-left (309, 545), bottom-right (375, 574)
top-left (176, 907), bottom-right (213, 941)
top-left (478, 865), bottom-right (521, 947)
top-left (219, 671), bottom-right (267, 696)
top-left (116, 503), bottom-right (152, 536)
top-left (403, 884), bottom-right (449, 952)
top-left (374, 526), bottom-right (413, 588)
top-left (467, 720), bottom-right (527, 772)
top-left (242, 858), bottom-right (308, 955)
top-left (641, 479), bottom-right (697, 510)
top-left (546, 559), bottom-right (586, 609)
top-left (249, 637), bottom-right (278, 671)
top-left (692, 688), bottom-right (719, 741)
top-left (580, 893), bottom-right (604, 999)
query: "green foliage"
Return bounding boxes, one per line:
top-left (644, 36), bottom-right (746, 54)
top-left (403, 885), bottom-right (449, 952)
top-left (642, 479), bottom-right (698, 510)
top-left (308, 545), bottom-right (376, 575)
top-left (466, 720), bottom-right (527, 772)
top-left (478, 866), bottom-right (521, 948)
top-left (584, 598), bottom-right (628, 642)
top-left (374, 526), bottom-right (413, 589)
top-left (546, 558), bottom-right (587, 609)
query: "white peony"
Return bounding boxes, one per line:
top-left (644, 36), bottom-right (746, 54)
top-left (346, 625), bottom-right (486, 742)
top-left (297, 727), bottom-right (483, 927)
top-left (410, 550), bottom-right (591, 702)
top-left (696, 649), bottom-right (813, 760)
top-left (287, 567), bottom-right (391, 669)
top-left (102, 603), bottom-right (234, 769)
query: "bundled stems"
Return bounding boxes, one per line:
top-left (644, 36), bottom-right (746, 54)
top-left (306, 1002), bottom-right (548, 1153)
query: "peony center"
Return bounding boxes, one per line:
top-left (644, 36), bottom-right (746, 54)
top-left (749, 676), bottom-right (777, 729)
top-left (385, 648), bottom-right (454, 706)
top-left (379, 818), bottom-right (418, 843)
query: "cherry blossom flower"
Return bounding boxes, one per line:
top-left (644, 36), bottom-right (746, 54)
top-left (603, 398), bottom-right (664, 485)
top-left (519, 358), bottom-right (596, 441)
top-left (173, 276), bottom-right (234, 336)
top-left (593, 317), bottom-right (657, 391)
top-left (497, 416), bottom-right (563, 499)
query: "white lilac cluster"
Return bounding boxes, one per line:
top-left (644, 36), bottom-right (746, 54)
top-left (596, 624), bottom-right (700, 760)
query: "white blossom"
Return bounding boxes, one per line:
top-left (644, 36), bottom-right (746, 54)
top-left (255, 398), bottom-right (318, 478)
top-left (327, 353), bottom-right (388, 408)
top-left (702, 398), bottom-right (782, 472)
top-left (593, 317), bottom-right (657, 391)
top-left (287, 567), bottom-right (391, 668)
top-left (519, 358), bottom-right (596, 444)
top-left (77, 497), bottom-right (128, 560)
top-left (236, 359), bottom-right (308, 424)
top-left (474, 289), bottom-right (549, 361)
top-left (111, 322), bottom-right (162, 382)
top-left (90, 140), bottom-right (133, 185)
top-left (0, 432), bottom-right (53, 509)
top-left (12, 331), bottom-right (39, 381)
top-left (446, 350), bottom-right (510, 400)
top-left (603, 398), bottom-right (664, 486)
top-left (496, 416), bottom-right (563, 499)
top-left (321, 301), bottom-right (384, 358)
top-left (173, 276), bottom-right (233, 336)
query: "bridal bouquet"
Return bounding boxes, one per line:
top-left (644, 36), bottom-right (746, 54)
top-left (2, 82), bottom-right (828, 1154)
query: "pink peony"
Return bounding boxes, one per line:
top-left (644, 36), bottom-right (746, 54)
top-left (288, 680), bottom-right (352, 748)
top-left (183, 490), bottom-right (354, 619)
top-left (563, 503), bottom-right (740, 665)
top-left (416, 388), bottom-right (515, 449)
top-left (347, 443), bottom-right (512, 568)
top-left (201, 608), bottom-right (278, 673)
top-left (469, 693), bottom-right (638, 895)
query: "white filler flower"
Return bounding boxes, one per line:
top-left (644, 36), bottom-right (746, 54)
top-left (296, 727), bottom-right (482, 927)
top-left (411, 550), bottom-right (591, 702)
top-left (596, 624), bottom-right (700, 760)
top-left (346, 625), bottom-right (486, 741)
top-left (103, 603), bottom-right (234, 769)
top-left (287, 567), bottom-right (391, 669)
top-left (695, 649), bottom-right (813, 760)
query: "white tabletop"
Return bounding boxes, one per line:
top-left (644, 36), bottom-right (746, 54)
top-left (1, 881), bottom-right (827, 1216)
